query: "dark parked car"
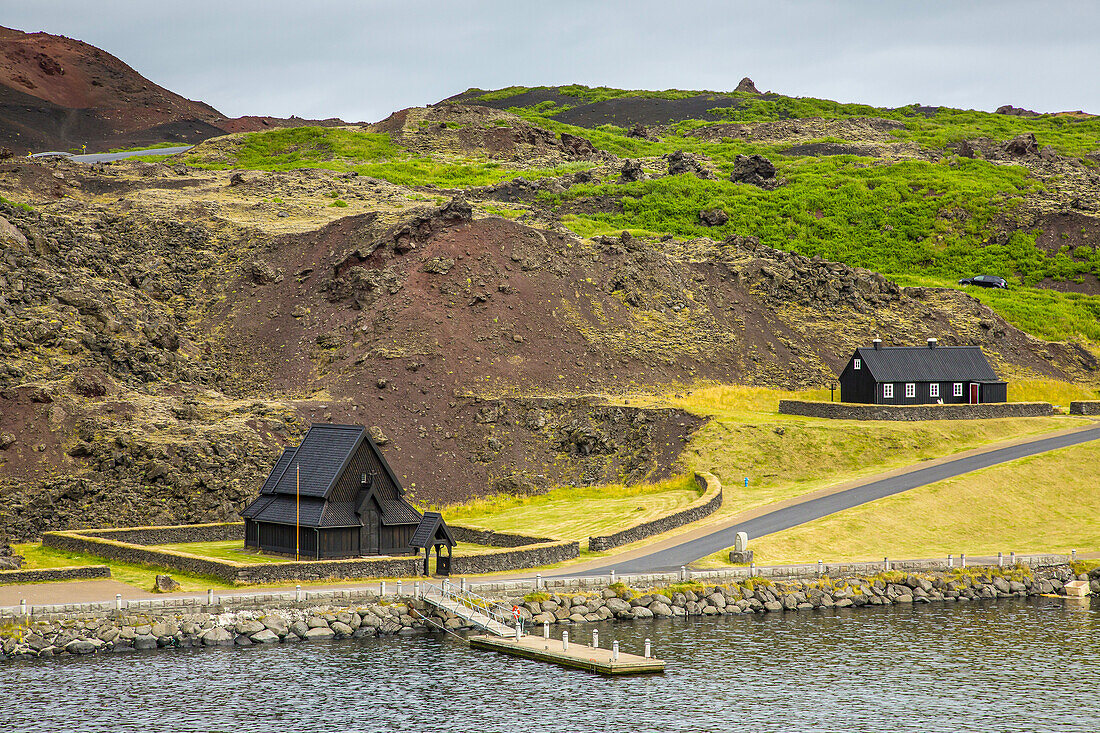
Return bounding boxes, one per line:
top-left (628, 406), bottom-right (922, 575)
top-left (958, 275), bottom-right (1008, 289)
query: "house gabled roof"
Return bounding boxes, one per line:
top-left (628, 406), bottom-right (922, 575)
top-left (853, 345), bottom-right (1001, 383)
top-left (409, 511), bottom-right (456, 549)
top-left (240, 423), bottom-right (422, 528)
top-left (269, 424), bottom-right (365, 499)
top-left (259, 447), bottom-right (297, 495)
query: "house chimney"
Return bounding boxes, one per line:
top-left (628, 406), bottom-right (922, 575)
top-left (873, 339), bottom-right (882, 350)
top-left (927, 338), bottom-right (938, 349)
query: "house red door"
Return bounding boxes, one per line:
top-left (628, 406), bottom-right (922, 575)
top-left (969, 383), bottom-right (979, 404)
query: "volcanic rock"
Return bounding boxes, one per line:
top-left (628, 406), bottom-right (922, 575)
top-left (995, 105), bottom-right (1038, 117)
top-left (560, 132), bottom-right (596, 157)
top-left (619, 159), bottom-right (645, 183)
top-left (731, 154), bottom-right (777, 187)
top-left (666, 150), bottom-right (709, 177)
top-left (153, 574), bottom-right (181, 593)
top-left (735, 77), bottom-right (760, 94)
top-left (699, 208), bottom-right (729, 227)
top-left (1005, 133), bottom-right (1039, 157)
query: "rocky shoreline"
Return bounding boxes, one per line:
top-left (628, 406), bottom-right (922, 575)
top-left (3, 564), bottom-right (1096, 662)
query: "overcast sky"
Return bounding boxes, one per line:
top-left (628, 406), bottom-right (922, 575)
top-left (2, 1), bottom-right (1096, 121)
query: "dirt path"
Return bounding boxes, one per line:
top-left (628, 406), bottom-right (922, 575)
top-left (0, 580), bottom-right (157, 606)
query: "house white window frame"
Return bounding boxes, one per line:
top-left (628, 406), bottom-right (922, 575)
top-left (905, 383), bottom-right (916, 398)
top-left (930, 383), bottom-right (940, 398)
top-left (883, 383), bottom-right (894, 399)
top-left (853, 358), bottom-right (861, 371)
top-left (953, 382), bottom-right (963, 397)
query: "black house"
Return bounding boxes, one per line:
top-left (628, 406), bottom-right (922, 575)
top-left (241, 424), bottom-right (423, 559)
top-left (838, 338), bottom-right (1007, 405)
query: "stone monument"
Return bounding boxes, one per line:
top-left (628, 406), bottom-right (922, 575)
top-left (729, 531), bottom-right (753, 564)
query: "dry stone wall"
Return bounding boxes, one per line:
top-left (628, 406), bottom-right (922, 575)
top-left (449, 541), bottom-right (578, 575)
top-left (0, 565), bottom-right (111, 584)
top-left (587, 473), bottom-right (722, 552)
top-left (448, 526), bottom-right (554, 547)
top-left (84, 522), bottom-right (242, 545)
top-left (41, 526), bottom-right (576, 583)
top-left (779, 400), bottom-right (1055, 421)
top-left (1070, 401), bottom-right (1100, 415)
top-left (4, 563), bottom-right (1095, 663)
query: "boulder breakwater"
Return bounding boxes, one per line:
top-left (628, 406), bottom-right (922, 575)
top-left (3, 562), bottom-right (1096, 662)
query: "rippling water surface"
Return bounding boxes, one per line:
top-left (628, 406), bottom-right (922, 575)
top-left (3, 598), bottom-right (1098, 732)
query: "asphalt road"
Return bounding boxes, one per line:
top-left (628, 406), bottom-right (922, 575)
top-left (74, 146), bottom-right (193, 163)
top-left (29, 146), bottom-right (194, 164)
top-left (558, 422), bottom-right (1100, 577)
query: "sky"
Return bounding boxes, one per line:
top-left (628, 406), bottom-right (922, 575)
top-left (1, 0), bottom-right (1096, 122)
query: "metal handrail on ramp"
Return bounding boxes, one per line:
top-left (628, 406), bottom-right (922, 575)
top-left (421, 580), bottom-right (521, 637)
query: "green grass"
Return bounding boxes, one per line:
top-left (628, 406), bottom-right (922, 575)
top-left (151, 539), bottom-right (289, 563)
top-left (481, 204), bottom-right (527, 219)
top-left (709, 440), bottom-right (1100, 565)
top-left (545, 153), bottom-right (1100, 344)
top-left (548, 156), bottom-right (1093, 284)
top-left (10, 542), bottom-right (236, 591)
top-left (440, 473), bottom-right (702, 543)
top-left (220, 126), bottom-right (399, 169)
top-left (1006, 378), bottom-right (1100, 405)
top-left (152, 538), bottom-right (504, 561)
top-left (0, 194), bottom-right (33, 212)
top-left (185, 126), bottom-right (596, 188)
top-left (481, 88), bottom-right (1100, 345)
top-left (623, 385), bottom-right (1089, 520)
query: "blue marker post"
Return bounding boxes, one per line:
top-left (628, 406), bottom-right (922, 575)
top-left (744, 477), bottom-right (749, 488)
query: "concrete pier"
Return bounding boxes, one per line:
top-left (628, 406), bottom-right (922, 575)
top-left (469, 633), bottom-right (665, 675)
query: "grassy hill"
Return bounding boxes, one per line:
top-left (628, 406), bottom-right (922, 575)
top-left (185, 85), bottom-right (1100, 346)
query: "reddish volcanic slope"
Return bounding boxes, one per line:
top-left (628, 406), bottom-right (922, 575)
top-left (0, 26), bottom-right (348, 153)
top-left (0, 25), bottom-right (232, 152)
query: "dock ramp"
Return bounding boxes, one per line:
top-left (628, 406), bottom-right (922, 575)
top-left (422, 580), bottom-right (519, 637)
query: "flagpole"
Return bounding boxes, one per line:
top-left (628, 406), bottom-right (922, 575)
top-left (296, 463), bottom-right (300, 561)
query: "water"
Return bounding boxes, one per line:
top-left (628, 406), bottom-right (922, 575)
top-left (3, 598), bottom-right (1098, 733)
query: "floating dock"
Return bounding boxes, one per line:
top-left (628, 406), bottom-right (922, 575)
top-left (469, 634), bottom-right (665, 675)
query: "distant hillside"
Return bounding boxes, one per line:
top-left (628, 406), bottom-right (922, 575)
top-left (0, 26), bottom-right (347, 154)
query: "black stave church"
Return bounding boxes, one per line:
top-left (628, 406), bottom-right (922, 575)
top-left (838, 338), bottom-right (1007, 405)
top-left (241, 424), bottom-right (428, 559)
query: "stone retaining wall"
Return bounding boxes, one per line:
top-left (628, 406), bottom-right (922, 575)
top-left (449, 541), bottom-right (579, 575)
top-left (41, 527), bottom-right (576, 584)
top-left (83, 522), bottom-right (242, 545)
top-left (1070, 401), bottom-right (1100, 416)
top-left (42, 530), bottom-right (424, 583)
top-left (4, 563), bottom-right (1096, 662)
top-left (448, 526), bottom-right (553, 547)
top-left (588, 472), bottom-right (722, 552)
top-left (0, 565), bottom-right (111, 585)
top-left (779, 399), bottom-right (1055, 421)
top-left (43, 531), bottom-right (247, 583)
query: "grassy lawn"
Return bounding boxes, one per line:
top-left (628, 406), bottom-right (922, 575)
top-left (153, 538), bottom-right (504, 559)
top-left (619, 385), bottom-right (1091, 521)
top-left (699, 440), bottom-right (1100, 566)
top-left (152, 540), bottom-right (288, 563)
top-left (441, 473), bottom-right (702, 544)
top-left (10, 543), bottom-right (236, 591)
top-left (8, 538), bottom-right (508, 591)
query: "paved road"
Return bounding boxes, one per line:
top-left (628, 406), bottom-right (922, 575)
top-left (30, 146), bottom-right (193, 164)
top-left (558, 422), bottom-right (1100, 577)
top-left (75, 146), bottom-right (193, 163)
